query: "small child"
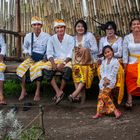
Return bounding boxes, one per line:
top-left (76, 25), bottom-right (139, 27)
top-left (92, 45), bottom-right (122, 119)
top-left (0, 34), bottom-right (6, 105)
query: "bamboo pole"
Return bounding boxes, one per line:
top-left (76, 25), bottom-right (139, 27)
top-left (15, 0), bottom-right (21, 57)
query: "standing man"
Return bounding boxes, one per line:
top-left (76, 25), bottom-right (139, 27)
top-left (16, 16), bottom-right (50, 101)
top-left (0, 34), bottom-right (6, 105)
top-left (44, 19), bottom-right (74, 104)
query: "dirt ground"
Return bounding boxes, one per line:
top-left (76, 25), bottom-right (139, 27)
top-left (1, 95), bottom-right (140, 140)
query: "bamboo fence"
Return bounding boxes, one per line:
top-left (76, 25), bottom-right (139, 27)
top-left (0, 0), bottom-right (140, 57)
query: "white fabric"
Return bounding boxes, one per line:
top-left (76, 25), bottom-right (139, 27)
top-left (54, 22), bottom-right (66, 28)
top-left (31, 20), bottom-right (42, 25)
top-left (123, 33), bottom-right (140, 64)
top-left (99, 58), bottom-right (119, 90)
top-left (0, 34), bottom-right (6, 55)
top-left (22, 32), bottom-right (50, 55)
top-left (99, 35), bottom-right (123, 58)
top-left (47, 33), bottom-right (74, 60)
top-left (0, 72), bottom-right (4, 81)
top-left (75, 32), bottom-right (98, 62)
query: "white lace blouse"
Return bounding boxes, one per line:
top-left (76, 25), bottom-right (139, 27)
top-left (99, 58), bottom-right (119, 90)
top-left (75, 32), bottom-right (98, 62)
top-left (99, 35), bottom-right (123, 58)
top-left (123, 33), bottom-right (140, 64)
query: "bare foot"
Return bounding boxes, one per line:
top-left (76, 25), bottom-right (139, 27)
top-left (19, 92), bottom-right (27, 101)
top-left (33, 94), bottom-right (40, 101)
top-left (92, 113), bottom-right (103, 119)
top-left (114, 109), bottom-right (122, 119)
top-left (0, 100), bottom-right (7, 105)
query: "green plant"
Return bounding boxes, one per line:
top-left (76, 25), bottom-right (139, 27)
top-left (4, 80), bottom-right (21, 96)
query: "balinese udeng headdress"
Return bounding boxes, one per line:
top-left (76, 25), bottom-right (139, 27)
top-left (54, 19), bottom-right (66, 28)
top-left (31, 16), bottom-right (42, 25)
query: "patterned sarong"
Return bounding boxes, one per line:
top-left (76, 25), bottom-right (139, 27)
top-left (97, 88), bottom-right (116, 114)
top-left (97, 63), bottom-right (124, 104)
top-left (72, 64), bottom-right (95, 89)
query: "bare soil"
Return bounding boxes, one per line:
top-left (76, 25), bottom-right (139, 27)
top-left (1, 95), bottom-right (140, 140)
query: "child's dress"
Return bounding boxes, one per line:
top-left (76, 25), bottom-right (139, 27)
top-left (97, 58), bottom-right (119, 114)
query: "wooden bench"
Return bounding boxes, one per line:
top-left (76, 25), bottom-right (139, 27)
top-left (5, 62), bottom-right (86, 104)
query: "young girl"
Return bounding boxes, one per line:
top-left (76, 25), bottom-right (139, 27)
top-left (93, 45), bottom-right (122, 119)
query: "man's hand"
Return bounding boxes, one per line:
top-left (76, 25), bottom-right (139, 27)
top-left (0, 55), bottom-right (4, 62)
top-left (52, 63), bottom-right (57, 71)
top-left (57, 63), bottom-right (65, 72)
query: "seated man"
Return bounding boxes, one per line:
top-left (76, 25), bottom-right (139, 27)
top-left (16, 16), bottom-right (50, 101)
top-left (0, 34), bottom-right (6, 105)
top-left (44, 19), bottom-right (74, 104)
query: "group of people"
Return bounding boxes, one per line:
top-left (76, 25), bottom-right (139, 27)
top-left (0, 16), bottom-right (140, 119)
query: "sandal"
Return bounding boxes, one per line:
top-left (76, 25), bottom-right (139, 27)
top-left (73, 97), bottom-right (81, 103)
top-left (125, 101), bottom-right (132, 108)
top-left (68, 95), bottom-right (74, 102)
top-left (52, 96), bottom-right (57, 102)
top-left (55, 92), bottom-right (65, 105)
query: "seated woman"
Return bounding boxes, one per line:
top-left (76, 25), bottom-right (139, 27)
top-left (68, 19), bottom-right (98, 102)
top-left (92, 45), bottom-right (122, 119)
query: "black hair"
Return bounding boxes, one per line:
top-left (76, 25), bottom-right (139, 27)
top-left (129, 18), bottom-right (140, 32)
top-left (102, 45), bottom-right (114, 58)
top-left (104, 21), bottom-right (117, 33)
top-left (74, 19), bottom-right (87, 34)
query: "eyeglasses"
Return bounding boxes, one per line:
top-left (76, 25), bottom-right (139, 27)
top-left (32, 23), bottom-right (42, 26)
top-left (106, 27), bottom-right (113, 30)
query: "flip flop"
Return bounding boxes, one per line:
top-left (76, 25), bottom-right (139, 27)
top-left (125, 101), bottom-right (132, 109)
top-left (55, 92), bottom-right (65, 105)
top-left (22, 102), bottom-right (33, 111)
top-left (68, 94), bottom-right (74, 102)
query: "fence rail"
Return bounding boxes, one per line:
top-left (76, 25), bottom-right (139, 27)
top-left (0, 0), bottom-right (140, 57)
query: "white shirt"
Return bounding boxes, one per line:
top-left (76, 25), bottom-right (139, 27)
top-left (22, 32), bottom-right (50, 55)
top-left (75, 32), bottom-right (98, 61)
top-left (0, 34), bottom-right (6, 55)
top-left (47, 33), bottom-right (74, 60)
top-left (99, 58), bottom-right (119, 90)
top-left (123, 33), bottom-right (140, 64)
top-left (99, 35), bottom-right (123, 58)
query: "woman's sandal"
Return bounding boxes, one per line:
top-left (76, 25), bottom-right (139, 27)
top-left (125, 101), bottom-right (132, 108)
top-left (55, 92), bottom-right (65, 105)
top-left (68, 95), bottom-right (75, 102)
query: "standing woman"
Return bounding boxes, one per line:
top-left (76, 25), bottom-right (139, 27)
top-left (98, 21), bottom-right (124, 105)
top-left (123, 18), bottom-right (140, 108)
top-left (68, 19), bottom-right (98, 102)
top-left (98, 21), bottom-right (123, 60)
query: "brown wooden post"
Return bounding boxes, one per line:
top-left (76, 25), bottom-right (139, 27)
top-left (16, 0), bottom-right (21, 57)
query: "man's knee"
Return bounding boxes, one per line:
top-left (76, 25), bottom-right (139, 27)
top-left (63, 67), bottom-right (72, 81)
top-left (43, 69), bottom-right (55, 82)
